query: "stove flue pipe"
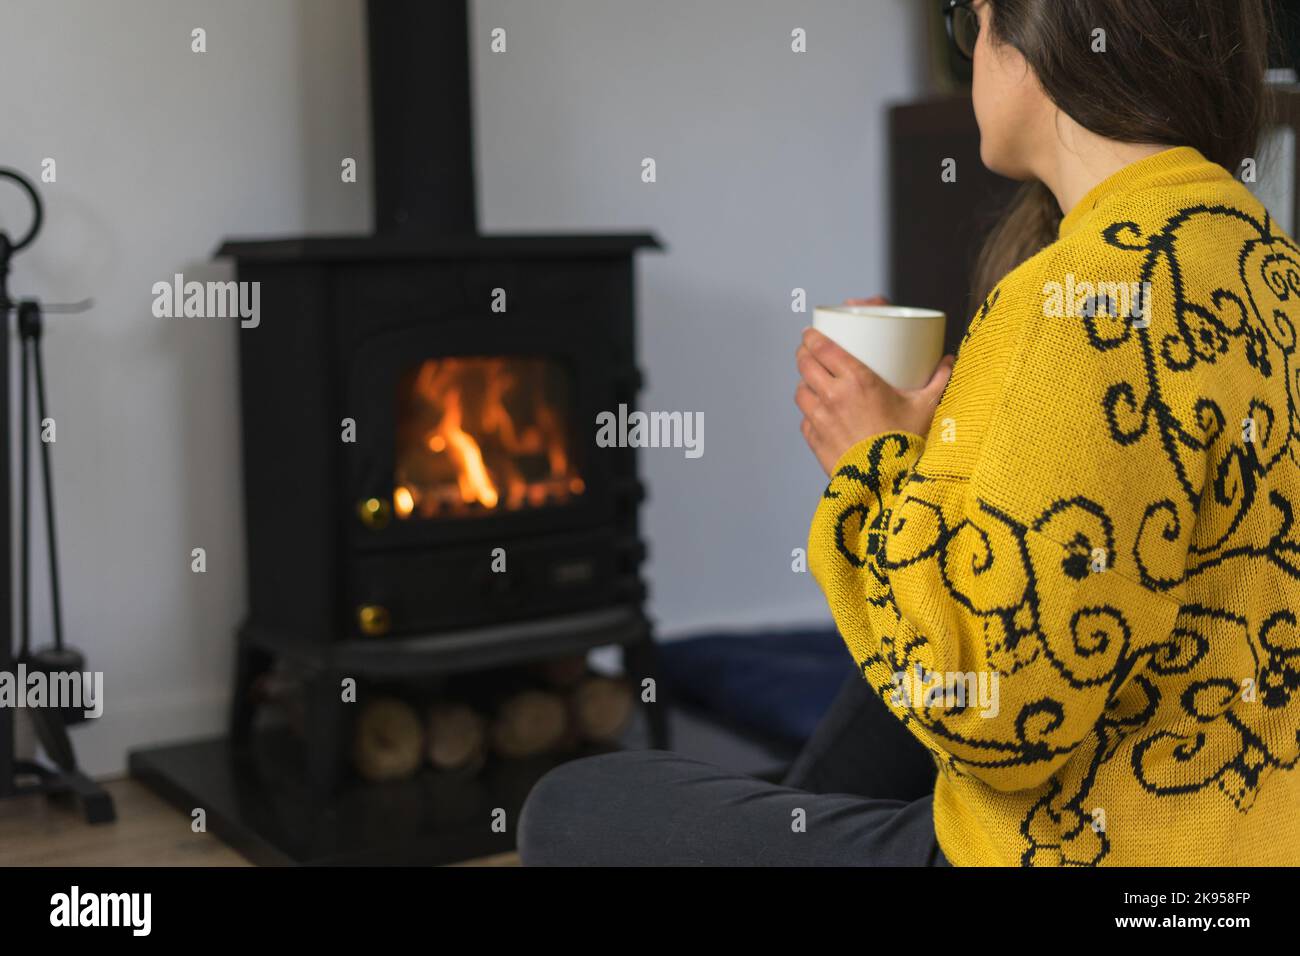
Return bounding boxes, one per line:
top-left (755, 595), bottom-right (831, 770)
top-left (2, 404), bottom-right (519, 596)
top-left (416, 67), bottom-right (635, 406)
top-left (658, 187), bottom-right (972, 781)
top-left (366, 0), bottom-right (478, 237)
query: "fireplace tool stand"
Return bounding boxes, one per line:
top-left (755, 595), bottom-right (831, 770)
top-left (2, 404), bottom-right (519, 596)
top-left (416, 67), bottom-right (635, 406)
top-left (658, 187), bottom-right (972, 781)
top-left (0, 167), bottom-right (114, 823)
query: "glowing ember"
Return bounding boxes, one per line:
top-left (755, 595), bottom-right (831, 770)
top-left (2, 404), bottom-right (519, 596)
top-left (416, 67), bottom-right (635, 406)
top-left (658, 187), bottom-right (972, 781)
top-left (394, 485), bottom-right (415, 518)
top-left (394, 357), bottom-right (584, 519)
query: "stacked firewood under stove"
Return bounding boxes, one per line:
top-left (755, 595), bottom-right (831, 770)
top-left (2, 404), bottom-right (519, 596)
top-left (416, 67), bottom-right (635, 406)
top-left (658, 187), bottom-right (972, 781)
top-left (252, 656), bottom-right (636, 783)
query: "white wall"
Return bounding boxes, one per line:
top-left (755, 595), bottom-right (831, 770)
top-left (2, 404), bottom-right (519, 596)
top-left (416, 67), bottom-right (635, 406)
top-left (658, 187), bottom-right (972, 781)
top-left (1, 0), bottom-right (925, 775)
top-left (2, 0), bottom-right (372, 776)
top-left (472, 0), bottom-right (927, 634)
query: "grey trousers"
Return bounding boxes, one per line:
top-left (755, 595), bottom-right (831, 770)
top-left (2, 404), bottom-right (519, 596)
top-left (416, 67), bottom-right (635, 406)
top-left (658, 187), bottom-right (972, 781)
top-left (518, 669), bottom-right (948, 866)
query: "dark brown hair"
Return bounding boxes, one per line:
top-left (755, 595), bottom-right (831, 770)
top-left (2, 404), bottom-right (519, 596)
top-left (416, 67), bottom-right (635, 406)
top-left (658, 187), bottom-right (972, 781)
top-left (972, 0), bottom-right (1276, 303)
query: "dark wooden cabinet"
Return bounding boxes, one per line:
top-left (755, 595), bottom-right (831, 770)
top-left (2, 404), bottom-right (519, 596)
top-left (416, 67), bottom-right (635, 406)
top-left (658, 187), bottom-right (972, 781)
top-left (889, 89), bottom-right (1300, 353)
top-left (888, 96), bottom-right (1018, 355)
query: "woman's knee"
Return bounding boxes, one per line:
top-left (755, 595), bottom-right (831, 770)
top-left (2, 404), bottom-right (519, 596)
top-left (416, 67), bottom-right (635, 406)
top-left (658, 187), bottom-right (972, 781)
top-left (517, 750), bottom-right (664, 866)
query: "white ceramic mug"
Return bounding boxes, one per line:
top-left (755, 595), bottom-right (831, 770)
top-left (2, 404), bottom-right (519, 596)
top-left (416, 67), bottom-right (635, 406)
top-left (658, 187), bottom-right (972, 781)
top-left (812, 304), bottom-right (946, 390)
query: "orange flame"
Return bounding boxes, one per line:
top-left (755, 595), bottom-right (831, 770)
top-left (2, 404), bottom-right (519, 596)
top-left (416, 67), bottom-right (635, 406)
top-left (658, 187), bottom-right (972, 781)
top-left (439, 389), bottom-right (499, 509)
top-left (394, 357), bottom-right (583, 519)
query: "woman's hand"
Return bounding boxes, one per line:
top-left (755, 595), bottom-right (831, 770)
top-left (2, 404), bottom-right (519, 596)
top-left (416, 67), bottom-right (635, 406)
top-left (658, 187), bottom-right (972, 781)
top-left (796, 326), bottom-right (955, 477)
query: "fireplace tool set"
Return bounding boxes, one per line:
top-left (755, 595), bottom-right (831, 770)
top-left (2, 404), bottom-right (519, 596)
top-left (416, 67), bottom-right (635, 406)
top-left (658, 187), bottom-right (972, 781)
top-left (0, 166), bottom-right (113, 823)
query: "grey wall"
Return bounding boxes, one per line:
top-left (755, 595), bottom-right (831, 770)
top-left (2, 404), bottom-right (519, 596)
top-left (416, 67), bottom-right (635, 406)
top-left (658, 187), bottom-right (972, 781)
top-left (1, 0), bottom-right (926, 775)
top-left (472, 0), bottom-right (928, 634)
top-left (2, 0), bottom-right (372, 775)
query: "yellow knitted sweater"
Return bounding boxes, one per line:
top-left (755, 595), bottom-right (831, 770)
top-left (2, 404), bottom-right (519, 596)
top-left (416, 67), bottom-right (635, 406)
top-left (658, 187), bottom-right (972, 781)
top-left (808, 147), bottom-right (1300, 866)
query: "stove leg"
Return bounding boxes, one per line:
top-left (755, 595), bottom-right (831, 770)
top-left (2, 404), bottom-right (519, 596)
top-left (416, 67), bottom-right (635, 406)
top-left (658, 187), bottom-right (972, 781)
top-left (230, 637), bottom-right (272, 746)
top-left (624, 637), bottom-right (670, 750)
top-left (305, 670), bottom-right (346, 796)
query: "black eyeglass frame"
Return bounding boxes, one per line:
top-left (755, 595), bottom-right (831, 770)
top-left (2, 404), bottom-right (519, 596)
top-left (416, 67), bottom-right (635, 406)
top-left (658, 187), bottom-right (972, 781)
top-left (943, 0), bottom-right (979, 63)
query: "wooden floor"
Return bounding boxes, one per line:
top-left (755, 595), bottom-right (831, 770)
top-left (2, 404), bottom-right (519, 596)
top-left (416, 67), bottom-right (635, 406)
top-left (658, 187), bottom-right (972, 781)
top-left (0, 777), bottom-right (519, 866)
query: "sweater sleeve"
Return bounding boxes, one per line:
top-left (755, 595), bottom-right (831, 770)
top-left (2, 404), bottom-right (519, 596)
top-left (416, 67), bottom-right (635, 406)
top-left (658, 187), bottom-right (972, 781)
top-left (808, 424), bottom-right (1185, 793)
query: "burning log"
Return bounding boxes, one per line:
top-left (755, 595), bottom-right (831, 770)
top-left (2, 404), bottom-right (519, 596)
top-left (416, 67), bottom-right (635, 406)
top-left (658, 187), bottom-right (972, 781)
top-left (394, 356), bottom-right (586, 520)
top-left (352, 697), bottom-right (424, 782)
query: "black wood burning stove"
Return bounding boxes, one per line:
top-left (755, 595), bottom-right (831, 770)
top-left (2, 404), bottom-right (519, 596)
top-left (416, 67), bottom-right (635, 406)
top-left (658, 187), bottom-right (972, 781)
top-left (227, 235), bottom-right (655, 646)
top-left (222, 232), bottom-right (662, 793)
top-left (131, 0), bottom-right (663, 864)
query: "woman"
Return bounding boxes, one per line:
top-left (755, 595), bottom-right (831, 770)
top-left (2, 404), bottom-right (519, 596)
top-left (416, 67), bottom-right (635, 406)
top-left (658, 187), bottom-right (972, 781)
top-left (519, 0), bottom-right (1297, 865)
